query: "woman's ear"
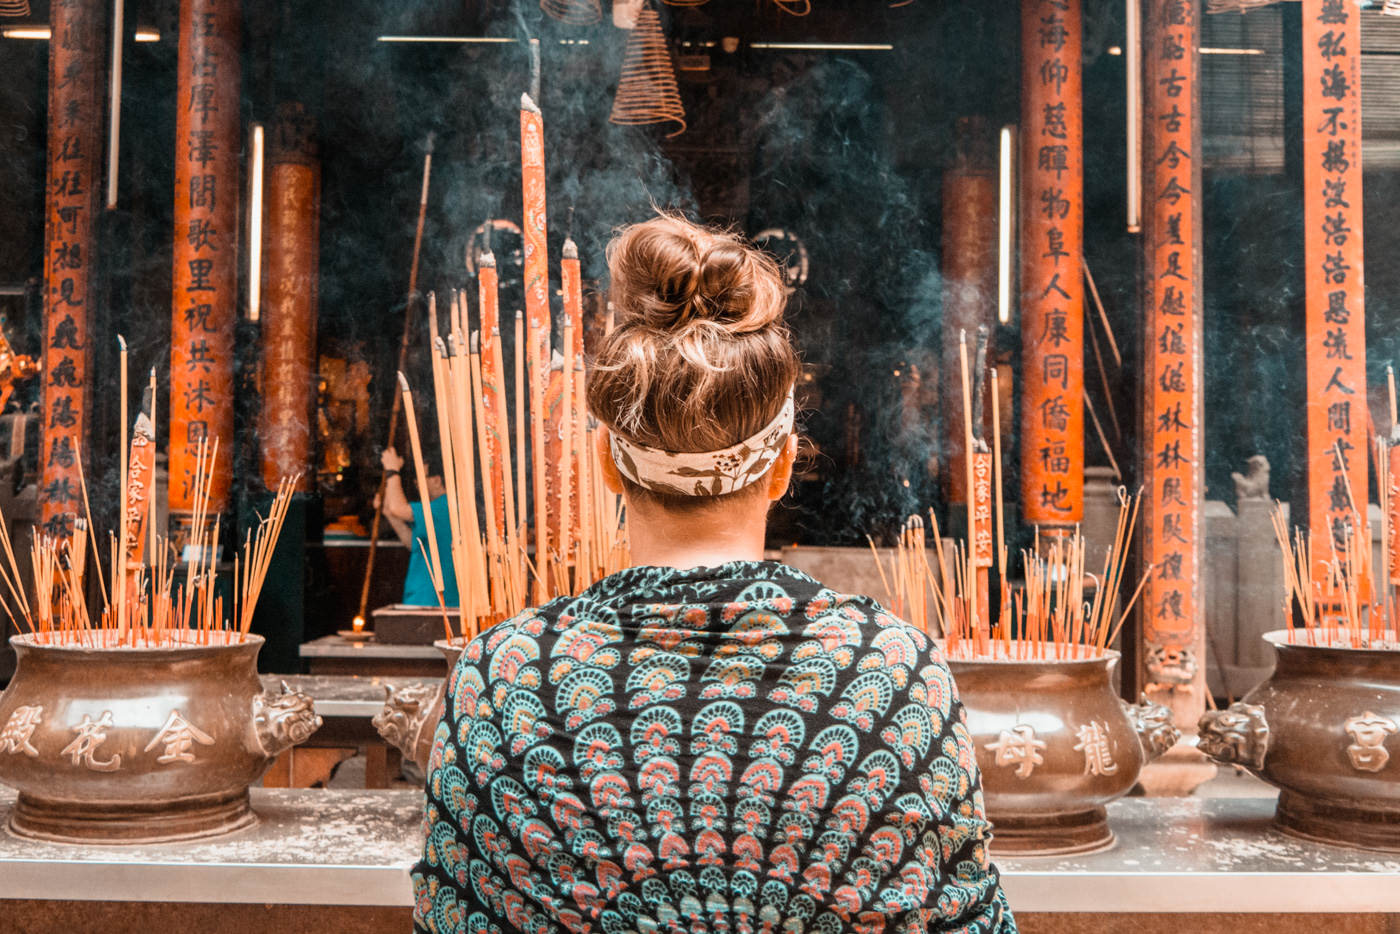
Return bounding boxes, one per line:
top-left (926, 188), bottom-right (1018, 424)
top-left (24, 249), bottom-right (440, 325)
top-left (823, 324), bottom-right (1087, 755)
top-left (766, 434), bottom-right (800, 502)
top-left (595, 426), bottom-right (626, 495)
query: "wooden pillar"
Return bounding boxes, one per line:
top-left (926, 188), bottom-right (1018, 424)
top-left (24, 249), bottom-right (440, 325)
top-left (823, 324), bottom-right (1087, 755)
top-left (170, 0), bottom-right (240, 532)
top-left (1302, 0), bottom-right (1366, 580)
top-left (1141, 0), bottom-right (1204, 719)
top-left (259, 103), bottom-right (319, 492)
top-left (40, 0), bottom-right (105, 539)
top-left (941, 116), bottom-right (997, 509)
top-left (1019, 0), bottom-right (1084, 532)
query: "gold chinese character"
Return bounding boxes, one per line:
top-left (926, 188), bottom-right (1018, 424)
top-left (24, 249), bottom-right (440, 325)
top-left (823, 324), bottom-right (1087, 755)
top-left (985, 724), bottom-right (1046, 779)
top-left (0, 705), bottom-right (43, 757)
top-left (1073, 720), bottom-right (1119, 776)
top-left (61, 710), bottom-right (121, 772)
top-left (1344, 711), bottom-right (1397, 773)
top-left (144, 709), bottom-right (215, 764)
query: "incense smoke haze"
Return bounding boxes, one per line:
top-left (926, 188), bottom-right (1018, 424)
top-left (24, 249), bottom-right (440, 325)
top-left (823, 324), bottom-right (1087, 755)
top-left (6, 0), bottom-right (1400, 550)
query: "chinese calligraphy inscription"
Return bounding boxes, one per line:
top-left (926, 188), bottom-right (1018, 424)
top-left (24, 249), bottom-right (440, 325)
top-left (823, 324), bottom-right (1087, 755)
top-left (986, 724), bottom-right (1047, 779)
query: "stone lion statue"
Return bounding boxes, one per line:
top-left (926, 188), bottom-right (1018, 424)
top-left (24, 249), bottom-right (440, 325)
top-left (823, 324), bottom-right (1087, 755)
top-left (1231, 455), bottom-right (1271, 502)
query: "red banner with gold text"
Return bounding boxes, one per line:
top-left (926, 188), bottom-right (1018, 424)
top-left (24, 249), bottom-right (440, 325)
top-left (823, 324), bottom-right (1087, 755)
top-left (1020, 0), bottom-right (1084, 527)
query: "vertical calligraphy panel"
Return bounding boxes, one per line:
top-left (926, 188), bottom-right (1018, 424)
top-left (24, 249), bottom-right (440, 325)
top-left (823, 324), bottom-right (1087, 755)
top-left (41, 0), bottom-right (105, 538)
top-left (1302, 0), bottom-right (1366, 580)
top-left (170, 0), bottom-right (240, 528)
top-left (1141, 0), bottom-right (1203, 714)
top-left (1020, 0), bottom-right (1085, 528)
top-left (259, 104), bottom-right (318, 492)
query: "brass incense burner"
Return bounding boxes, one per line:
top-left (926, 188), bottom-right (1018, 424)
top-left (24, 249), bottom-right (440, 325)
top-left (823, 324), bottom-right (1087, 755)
top-left (1199, 630), bottom-right (1400, 852)
top-left (948, 646), bottom-right (1178, 855)
top-left (0, 632), bottom-right (320, 844)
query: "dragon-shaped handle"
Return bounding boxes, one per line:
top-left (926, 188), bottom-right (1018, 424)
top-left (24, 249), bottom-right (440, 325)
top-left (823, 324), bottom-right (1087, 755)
top-left (252, 681), bottom-right (323, 758)
top-left (373, 682), bottom-right (445, 770)
top-left (1197, 701), bottom-right (1269, 773)
top-left (1121, 696), bottom-right (1181, 761)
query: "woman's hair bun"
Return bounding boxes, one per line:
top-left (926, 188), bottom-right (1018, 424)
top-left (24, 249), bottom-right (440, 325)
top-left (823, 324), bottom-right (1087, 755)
top-left (607, 213), bottom-right (785, 335)
top-left (589, 212), bottom-right (800, 471)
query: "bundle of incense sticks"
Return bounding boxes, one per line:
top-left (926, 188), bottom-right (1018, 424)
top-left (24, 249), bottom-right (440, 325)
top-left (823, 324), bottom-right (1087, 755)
top-left (391, 54), bottom-right (627, 643)
top-left (1271, 501), bottom-right (1394, 649)
top-left (874, 490), bottom-right (1150, 661)
top-left (397, 286), bottom-right (628, 645)
top-left (0, 342), bottom-right (296, 647)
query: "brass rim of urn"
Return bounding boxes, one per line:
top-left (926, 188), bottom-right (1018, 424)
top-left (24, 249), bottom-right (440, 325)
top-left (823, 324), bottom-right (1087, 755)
top-left (0, 632), bottom-right (322, 844)
top-left (947, 646), bottom-right (1180, 856)
top-left (1198, 629), bottom-right (1400, 853)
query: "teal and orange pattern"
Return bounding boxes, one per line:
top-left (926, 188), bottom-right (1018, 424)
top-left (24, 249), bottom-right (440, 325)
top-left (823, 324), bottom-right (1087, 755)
top-left (413, 561), bottom-right (1016, 933)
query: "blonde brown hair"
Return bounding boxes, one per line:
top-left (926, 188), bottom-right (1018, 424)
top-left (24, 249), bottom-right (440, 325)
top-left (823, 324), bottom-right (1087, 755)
top-left (587, 213), bottom-right (800, 501)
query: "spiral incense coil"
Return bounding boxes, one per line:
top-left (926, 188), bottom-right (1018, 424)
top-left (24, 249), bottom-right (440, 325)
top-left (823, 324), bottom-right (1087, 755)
top-left (0, 0), bottom-right (31, 17)
top-left (609, 3), bottom-right (687, 138)
top-left (1204, 0), bottom-right (1276, 12)
top-left (771, 0), bottom-right (811, 14)
top-left (1386, 0), bottom-right (1400, 16)
top-left (660, 0), bottom-right (710, 6)
top-left (540, 0), bottom-right (601, 26)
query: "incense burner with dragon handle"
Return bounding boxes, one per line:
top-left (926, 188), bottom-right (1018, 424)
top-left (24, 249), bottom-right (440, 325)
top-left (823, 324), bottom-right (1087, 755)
top-left (947, 645), bottom-right (1178, 855)
top-left (0, 632), bottom-right (321, 843)
top-left (1198, 629), bottom-right (1400, 852)
top-left (374, 639), bottom-right (465, 770)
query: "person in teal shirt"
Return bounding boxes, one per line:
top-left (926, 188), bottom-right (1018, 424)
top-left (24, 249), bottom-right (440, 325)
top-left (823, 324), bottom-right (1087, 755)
top-left (378, 447), bottom-right (458, 607)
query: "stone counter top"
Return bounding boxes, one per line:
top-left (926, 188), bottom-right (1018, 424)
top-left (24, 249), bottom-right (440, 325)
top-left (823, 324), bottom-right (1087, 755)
top-left (0, 793), bottom-right (1396, 911)
top-left (0, 789), bottom-right (422, 906)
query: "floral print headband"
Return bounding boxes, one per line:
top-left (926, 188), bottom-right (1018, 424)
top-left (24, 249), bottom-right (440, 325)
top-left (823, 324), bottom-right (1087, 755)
top-left (608, 390), bottom-right (796, 497)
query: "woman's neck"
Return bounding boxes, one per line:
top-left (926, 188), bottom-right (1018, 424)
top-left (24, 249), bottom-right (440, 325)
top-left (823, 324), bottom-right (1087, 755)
top-left (624, 496), bottom-right (770, 570)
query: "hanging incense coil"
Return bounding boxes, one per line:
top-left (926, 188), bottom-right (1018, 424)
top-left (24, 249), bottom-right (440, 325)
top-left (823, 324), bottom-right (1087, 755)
top-left (771, 0), bottom-right (811, 14)
top-left (609, 3), bottom-right (687, 138)
top-left (1204, 0), bottom-right (1277, 12)
top-left (660, 0), bottom-right (710, 6)
top-left (0, 0), bottom-right (31, 17)
top-left (1385, 0), bottom-right (1400, 16)
top-left (540, 0), bottom-right (601, 26)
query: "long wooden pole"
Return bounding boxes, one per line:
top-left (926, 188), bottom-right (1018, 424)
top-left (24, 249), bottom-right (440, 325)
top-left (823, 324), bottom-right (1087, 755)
top-left (117, 336), bottom-right (129, 640)
top-left (958, 332), bottom-right (980, 651)
top-left (354, 134), bottom-right (434, 627)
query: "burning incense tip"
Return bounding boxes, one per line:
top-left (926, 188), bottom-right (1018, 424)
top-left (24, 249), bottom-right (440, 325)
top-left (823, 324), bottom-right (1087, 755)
top-left (514, 309), bottom-right (523, 320)
top-left (563, 238), bottom-right (579, 260)
top-left (521, 92), bottom-right (541, 114)
top-left (480, 250), bottom-right (496, 269)
top-left (117, 334), bottom-right (127, 352)
top-left (490, 326), bottom-right (500, 337)
top-left (396, 371), bottom-right (410, 392)
top-left (434, 336), bottom-right (448, 357)
top-left (424, 131), bottom-right (436, 155)
top-left (471, 330), bottom-right (480, 354)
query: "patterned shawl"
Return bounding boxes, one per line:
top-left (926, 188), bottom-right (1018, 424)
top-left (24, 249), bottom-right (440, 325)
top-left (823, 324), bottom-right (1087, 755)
top-left (413, 560), bottom-right (1016, 934)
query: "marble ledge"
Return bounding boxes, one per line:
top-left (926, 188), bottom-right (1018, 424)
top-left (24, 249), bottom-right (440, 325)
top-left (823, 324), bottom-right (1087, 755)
top-left (0, 793), bottom-right (1396, 911)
